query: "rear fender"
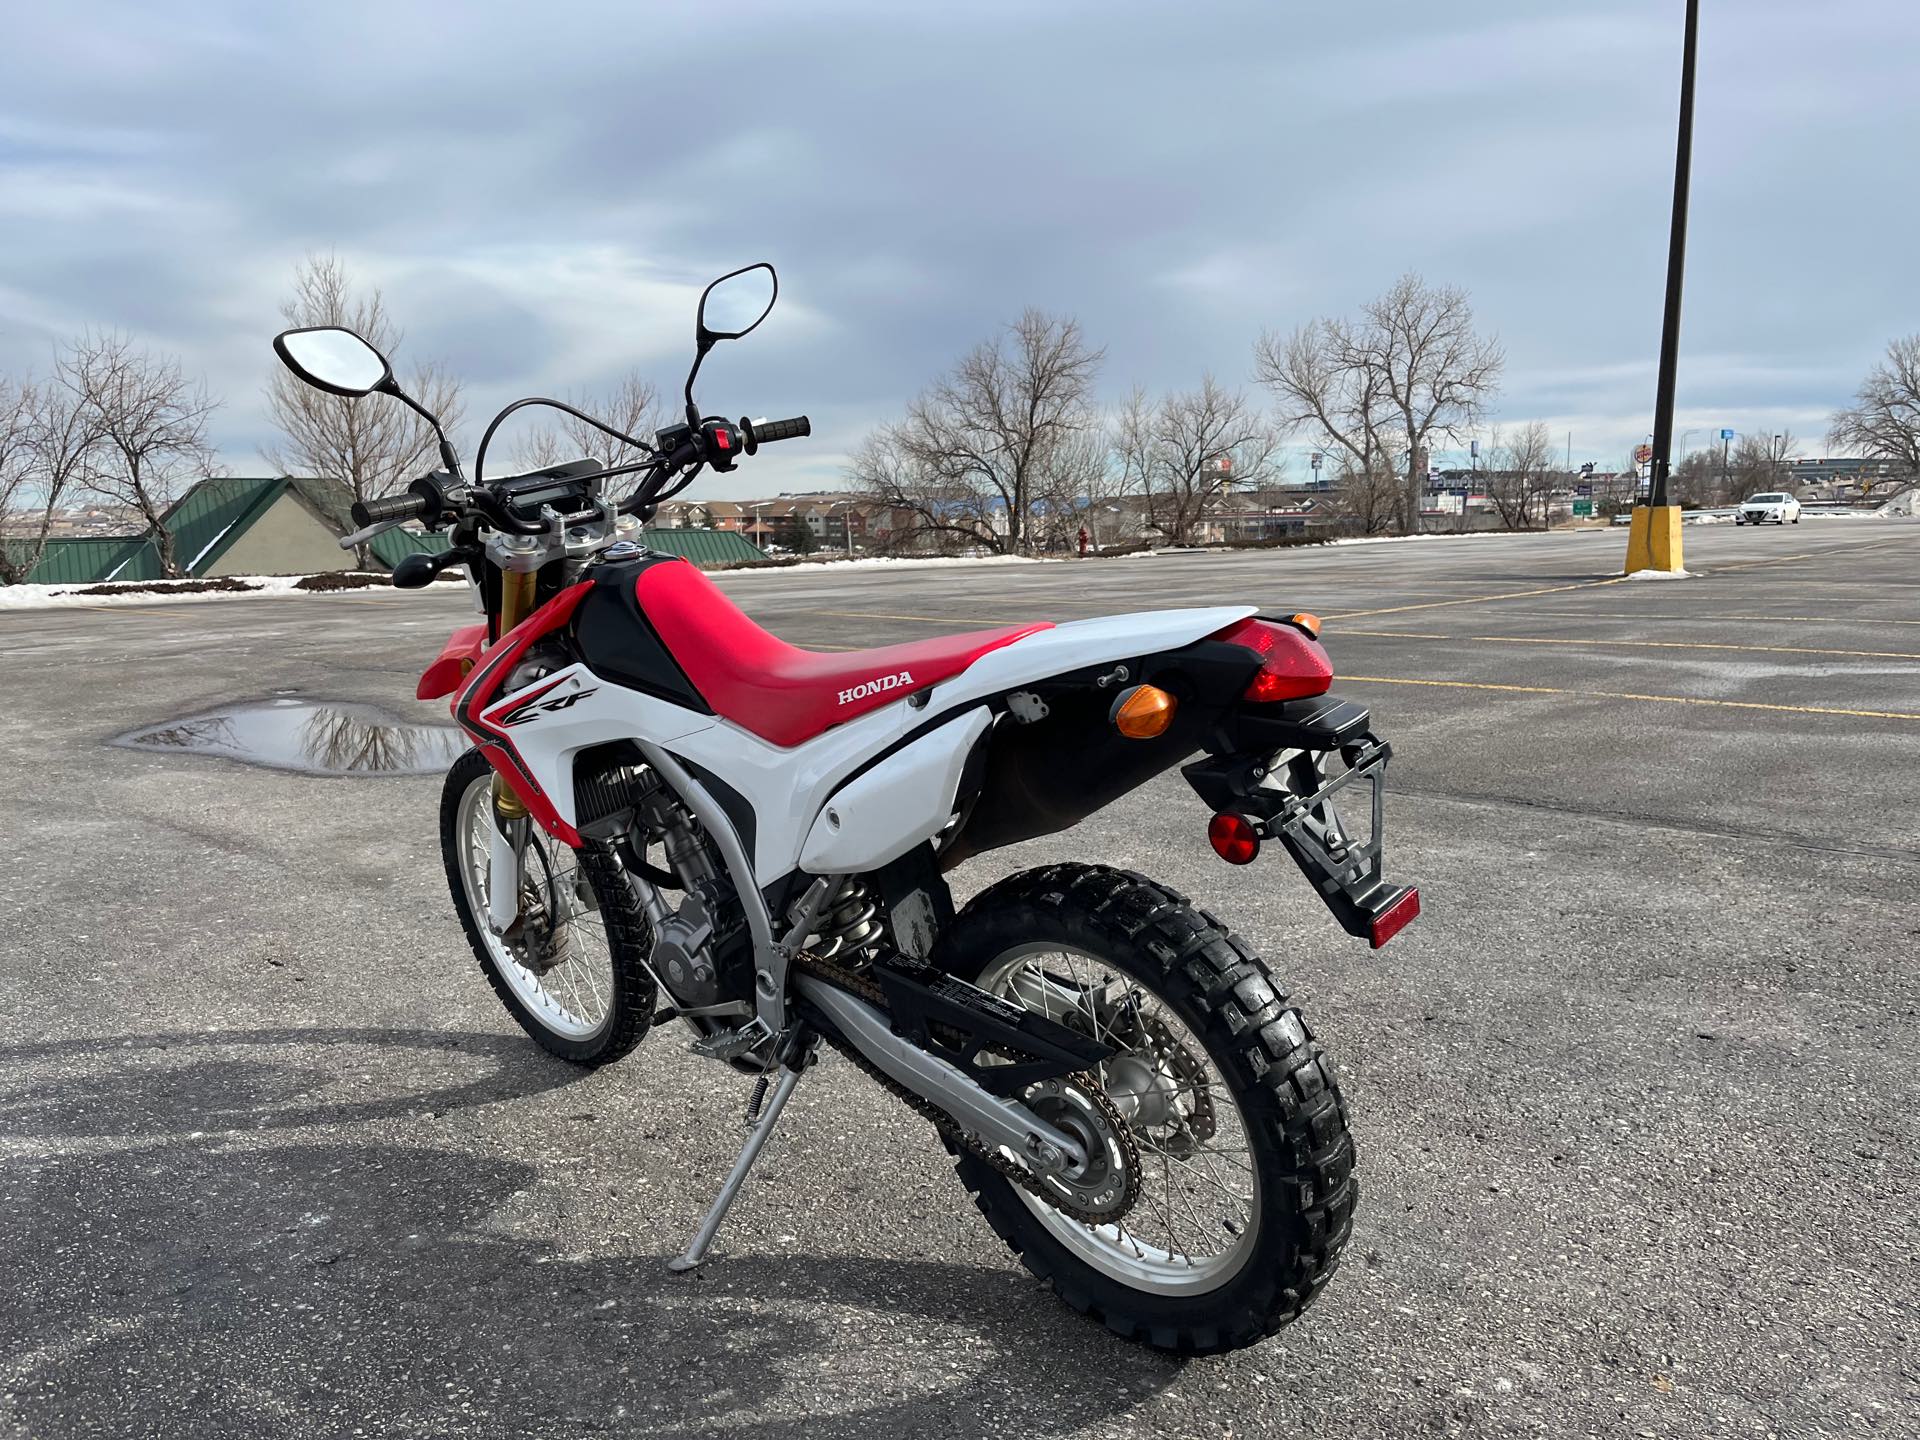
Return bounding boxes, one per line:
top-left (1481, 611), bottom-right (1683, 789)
top-left (418, 623), bottom-right (488, 701)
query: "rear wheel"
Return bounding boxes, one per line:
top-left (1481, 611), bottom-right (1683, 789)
top-left (441, 749), bottom-right (655, 1065)
top-left (935, 863), bottom-right (1356, 1354)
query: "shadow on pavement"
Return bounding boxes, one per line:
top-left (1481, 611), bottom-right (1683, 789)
top-left (3, 1137), bottom-right (1180, 1439)
top-left (0, 1026), bottom-right (590, 1138)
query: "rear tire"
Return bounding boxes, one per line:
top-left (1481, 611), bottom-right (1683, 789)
top-left (934, 863), bottom-right (1356, 1354)
top-left (440, 749), bottom-right (656, 1066)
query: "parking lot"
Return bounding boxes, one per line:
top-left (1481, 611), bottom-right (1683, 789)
top-left (3, 522), bottom-right (1916, 1439)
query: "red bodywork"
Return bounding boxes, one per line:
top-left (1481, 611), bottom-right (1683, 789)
top-left (417, 623), bottom-right (488, 700)
top-left (636, 560), bottom-right (1052, 748)
top-left (452, 582), bottom-right (595, 846)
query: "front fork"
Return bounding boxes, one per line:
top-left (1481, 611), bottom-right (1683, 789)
top-left (486, 568), bottom-right (540, 933)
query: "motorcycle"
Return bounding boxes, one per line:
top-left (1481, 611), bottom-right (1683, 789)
top-left (271, 262), bottom-right (1420, 1354)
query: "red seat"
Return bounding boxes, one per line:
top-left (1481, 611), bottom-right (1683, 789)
top-left (635, 561), bottom-right (1051, 748)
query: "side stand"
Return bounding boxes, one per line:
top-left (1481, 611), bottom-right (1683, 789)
top-left (668, 1029), bottom-right (814, 1273)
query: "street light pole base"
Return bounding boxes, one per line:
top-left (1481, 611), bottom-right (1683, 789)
top-left (1624, 505), bottom-right (1685, 574)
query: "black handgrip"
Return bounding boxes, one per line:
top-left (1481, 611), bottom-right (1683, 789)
top-left (741, 415), bottom-right (810, 454)
top-left (351, 490), bottom-right (429, 528)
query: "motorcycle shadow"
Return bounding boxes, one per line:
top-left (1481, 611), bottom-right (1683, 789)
top-left (6, 1132), bottom-right (1183, 1440)
top-left (0, 1025), bottom-right (591, 1139)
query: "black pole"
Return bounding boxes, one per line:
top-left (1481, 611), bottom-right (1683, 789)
top-left (1646, 0), bottom-right (1699, 510)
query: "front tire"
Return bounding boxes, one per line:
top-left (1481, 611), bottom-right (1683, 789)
top-left (935, 864), bottom-right (1356, 1354)
top-left (440, 749), bottom-right (656, 1065)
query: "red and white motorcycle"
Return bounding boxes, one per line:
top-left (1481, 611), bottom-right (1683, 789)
top-left (273, 263), bottom-right (1419, 1354)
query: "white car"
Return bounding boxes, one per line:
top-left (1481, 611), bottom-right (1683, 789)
top-left (1738, 492), bottom-right (1800, 525)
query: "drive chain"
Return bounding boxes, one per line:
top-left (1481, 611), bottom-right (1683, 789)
top-left (793, 951), bottom-right (1140, 1227)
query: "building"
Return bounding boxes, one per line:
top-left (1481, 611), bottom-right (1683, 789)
top-left (4, 474), bottom-right (766, 584)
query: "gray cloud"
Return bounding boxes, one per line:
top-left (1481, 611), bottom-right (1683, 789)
top-left (1, 0), bottom-right (1914, 495)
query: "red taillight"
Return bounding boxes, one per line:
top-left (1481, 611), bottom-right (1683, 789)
top-left (1368, 887), bottom-right (1420, 948)
top-left (1207, 813), bottom-right (1260, 865)
top-left (1209, 617), bottom-right (1333, 704)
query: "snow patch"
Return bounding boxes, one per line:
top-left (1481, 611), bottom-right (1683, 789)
top-left (1622, 568), bottom-right (1695, 581)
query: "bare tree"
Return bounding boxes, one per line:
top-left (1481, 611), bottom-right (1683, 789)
top-left (0, 376), bottom-right (63, 582)
top-left (1829, 335), bottom-right (1920, 489)
top-left (1322, 453), bottom-right (1405, 536)
top-left (1486, 420), bottom-right (1556, 529)
top-left (1670, 446), bottom-right (1728, 507)
top-left (2, 378), bottom-right (49, 581)
top-left (60, 332), bottom-right (220, 577)
top-left (1731, 429), bottom-right (1796, 495)
top-left (513, 370), bottom-right (664, 498)
top-left (264, 254), bottom-right (463, 566)
top-left (881, 309), bottom-right (1104, 553)
top-left (847, 427), bottom-right (996, 553)
top-left (1115, 376), bottom-right (1279, 544)
top-left (1256, 273), bottom-right (1502, 532)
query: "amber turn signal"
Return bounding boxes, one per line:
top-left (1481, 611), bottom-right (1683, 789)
top-left (1110, 683), bottom-right (1177, 739)
top-left (1287, 612), bottom-right (1322, 638)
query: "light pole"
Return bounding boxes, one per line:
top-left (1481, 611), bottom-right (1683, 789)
top-left (828, 498), bottom-right (856, 558)
top-left (1627, 0), bottom-right (1699, 575)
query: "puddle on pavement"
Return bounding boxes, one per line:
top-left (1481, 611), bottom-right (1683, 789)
top-left (116, 699), bottom-right (469, 777)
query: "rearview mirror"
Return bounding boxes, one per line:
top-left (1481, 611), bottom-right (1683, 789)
top-left (272, 326), bottom-right (393, 398)
top-left (696, 263), bottom-right (777, 344)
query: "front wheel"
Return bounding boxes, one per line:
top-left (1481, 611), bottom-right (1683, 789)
top-left (935, 864), bottom-right (1356, 1354)
top-left (440, 749), bottom-right (656, 1065)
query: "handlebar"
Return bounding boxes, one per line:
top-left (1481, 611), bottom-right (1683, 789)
top-left (742, 415), bottom-right (810, 452)
top-left (350, 491), bottom-right (429, 528)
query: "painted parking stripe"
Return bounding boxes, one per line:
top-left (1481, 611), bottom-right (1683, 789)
top-left (1336, 630), bottom-right (1920, 662)
top-left (1341, 674), bottom-right (1920, 722)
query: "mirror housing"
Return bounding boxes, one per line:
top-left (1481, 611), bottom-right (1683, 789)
top-left (696, 262), bottom-right (777, 344)
top-left (273, 326), bottom-right (395, 398)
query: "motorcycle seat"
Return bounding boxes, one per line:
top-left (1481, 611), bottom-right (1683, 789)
top-left (634, 559), bottom-right (1051, 748)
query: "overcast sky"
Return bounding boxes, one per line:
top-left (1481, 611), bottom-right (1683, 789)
top-left (3, 1), bottom-right (1915, 498)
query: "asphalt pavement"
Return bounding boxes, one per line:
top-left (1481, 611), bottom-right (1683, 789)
top-left (2, 522), bottom-right (1916, 1439)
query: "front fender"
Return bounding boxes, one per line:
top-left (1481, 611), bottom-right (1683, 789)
top-left (417, 623), bottom-right (488, 701)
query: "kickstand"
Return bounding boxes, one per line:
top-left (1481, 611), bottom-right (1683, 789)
top-left (668, 1029), bottom-right (814, 1273)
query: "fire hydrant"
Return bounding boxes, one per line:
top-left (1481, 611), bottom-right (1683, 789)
top-left (1077, 525), bottom-right (1090, 557)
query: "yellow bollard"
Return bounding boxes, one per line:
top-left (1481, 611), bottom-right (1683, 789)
top-left (1623, 505), bottom-right (1685, 574)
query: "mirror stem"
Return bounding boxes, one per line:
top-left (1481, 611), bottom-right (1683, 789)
top-left (684, 339), bottom-right (713, 429)
top-left (382, 379), bottom-right (466, 482)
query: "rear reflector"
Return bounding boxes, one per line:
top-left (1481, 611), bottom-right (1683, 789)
top-left (1368, 887), bottom-right (1420, 949)
top-left (1207, 813), bottom-right (1260, 865)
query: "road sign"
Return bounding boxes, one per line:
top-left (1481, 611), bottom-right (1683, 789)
top-left (1572, 499), bottom-right (1594, 517)
top-left (1720, 428), bottom-right (1735, 441)
top-left (1574, 483), bottom-right (1592, 497)
top-left (1469, 439), bottom-right (1480, 460)
top-left (1634, 443), bottom-right (1654, 466)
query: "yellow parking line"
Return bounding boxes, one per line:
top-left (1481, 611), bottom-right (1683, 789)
top-left (1321, 576), bottom-right (1626, 621)
top-left (1512, 609), bottom-right (1920, 628)
top-left (1336, 630), bottom-right (1920, 662)
top-left (1341, 674), bottom-right (1920, 722)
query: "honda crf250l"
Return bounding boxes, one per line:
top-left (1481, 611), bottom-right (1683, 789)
top-left (271, 263), bottom-right (1420, 1354)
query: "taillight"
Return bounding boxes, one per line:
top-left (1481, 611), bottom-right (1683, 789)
top-left (1368, 887), bottom-right (1420, 948)
top-left (1209, 617), bottom-right (1332, 704)
top-left (1207, 813), bottom-right (1260, 864)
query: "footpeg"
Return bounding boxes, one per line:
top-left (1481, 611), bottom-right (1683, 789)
top-left (689, 1017), bottom-right (772, 1063)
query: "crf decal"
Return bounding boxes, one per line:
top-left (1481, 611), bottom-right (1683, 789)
top-left (499, 686), bottom-right (597, 726)
top-left (837, 670), bottom-right (914, 706)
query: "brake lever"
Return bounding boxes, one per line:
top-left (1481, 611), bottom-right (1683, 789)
top-left (337, 518), bottom-right (401, 552)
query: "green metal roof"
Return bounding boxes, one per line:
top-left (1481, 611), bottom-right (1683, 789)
top-left (11, 534), bottom-right (161, 585)
top-left (640, 528), bottom-right (766, 566)
top-left (6, 488), bottom-right (763, 585)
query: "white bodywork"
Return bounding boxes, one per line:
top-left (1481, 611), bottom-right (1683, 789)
top-left (489, 604), bottom-right (1252, 883)
top-left (799, 706), bottom-right (993, 873)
